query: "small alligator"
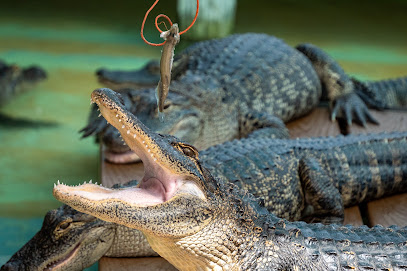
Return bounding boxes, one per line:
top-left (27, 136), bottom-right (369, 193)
top-left (0, 60), bottom-right (47, 106)
top-left (53, 88), bottom-right (407, 270)
top-left (0, 60), bottom-right (52, 128)
top-left (0, 181), bottom-right (159, 271)
top-left (82, 33), bottom-right (407, 163)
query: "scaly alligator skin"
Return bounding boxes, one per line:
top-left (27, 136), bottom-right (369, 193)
top-left (0, 60), bottom-right (47, 106)
top-left (5, 129), bottom-right (407, 271)
top-left (6, 126), bottom-right (407, 270)
top-left (82, 33), bottom-right (407, 163)
top-left (54, 88), bottom-right (407, 270)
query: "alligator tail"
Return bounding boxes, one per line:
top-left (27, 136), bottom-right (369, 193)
top-left (352, 76), bottom-right (407, 110)
top-left (341, 132), bottom-right (407, 206)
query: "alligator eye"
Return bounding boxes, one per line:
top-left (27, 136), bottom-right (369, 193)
top-left (181, 145), bottom-right (198, 158)
top-left (163, 103), bottom-right (171, 110)
top-left (56, 220), bottom-right (72, 231)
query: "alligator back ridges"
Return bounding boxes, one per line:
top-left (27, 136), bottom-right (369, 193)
top-left (201, 132), bottom-right (407, 221)
top-left (257, 214), bottom-right (407, 270)
top-left (177, 33), bottom-right (322, 122)
top-left (353, 76), bottom-right (407, 109)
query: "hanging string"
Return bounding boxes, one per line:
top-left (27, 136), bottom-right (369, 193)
top-left (140, 0), bottom-right (199, 46)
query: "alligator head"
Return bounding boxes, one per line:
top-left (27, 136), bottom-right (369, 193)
top-left (56, 88), bottom-right (262, 270)
top-left (1, 205), bottom-right (115, 271)
top-left (81, 81), bottom-right (233, 163)
top-left (0, 61), bottom-right (47, 106)
top-left (96, 60), bottom-right (160, 90)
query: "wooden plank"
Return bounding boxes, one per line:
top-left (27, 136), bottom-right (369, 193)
top-left (343, 206), bottom-right (364, 227)
top-left (349, 109), bottom-right (407, 134)
top-left (367, 194), bottom-right (407, 228)
top-left (287, 107), bottom-right (341, 138)
top-left (99, 257), bottom-right (176, 271)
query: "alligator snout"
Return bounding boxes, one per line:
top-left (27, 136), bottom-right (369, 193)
top-left (22, 66), bottom-right (47, 81)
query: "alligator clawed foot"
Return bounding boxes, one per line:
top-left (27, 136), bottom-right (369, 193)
top-left (331, 92), bottom-right (379, 129)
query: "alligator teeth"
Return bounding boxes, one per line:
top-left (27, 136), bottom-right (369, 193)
top-left (89, 180), bottom-right (92, 184)
top-left (98, 113), bottom-right (102, 117)
top-left (57, 180), bottom-right (60, 185)
top-left (119, 119), bottom-right (121, 122)
top-left (116, 114), bottom-right (119, 118)
top-left (122, 125), bottom-right (125, 128)
top-left (127, 130), bottom-right (130, 134)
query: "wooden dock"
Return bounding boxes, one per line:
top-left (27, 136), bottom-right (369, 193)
top-left (99, 107), bottom-right (407, 271)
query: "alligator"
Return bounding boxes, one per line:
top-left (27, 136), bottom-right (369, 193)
top-left (0, 60), bottom-right (47, 107)
top-left (5, 126), bottom-right (407, 270)
top-left (52, 88), bottom-right (407, 270)
top-left (0, 181), bottom-right (161, 271)
top-left (0, 60), bottom-right (53, 128)
top-left (82, 33), bottom-right (407, 163)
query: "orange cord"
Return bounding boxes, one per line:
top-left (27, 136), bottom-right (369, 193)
top-left (141, 0), bottom-right (199, 46)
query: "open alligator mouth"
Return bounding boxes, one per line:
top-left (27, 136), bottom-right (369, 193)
top-left (42, 241), bottom-right (82, 271)
top-left (55, 88), bottom-right (201, 209)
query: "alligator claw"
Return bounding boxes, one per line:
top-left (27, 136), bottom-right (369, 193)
top-left (331, 92), bottom-right (379, 128)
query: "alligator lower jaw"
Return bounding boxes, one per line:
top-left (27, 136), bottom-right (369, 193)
top-left (54, 170), bottom-right (181, 207)
top-left (104, 149), bottom-right (141, 164)
top-left (42, 241), bottom-right (82, 271)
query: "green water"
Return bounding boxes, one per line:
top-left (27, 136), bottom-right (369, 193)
top-left (0, 0), bottom-right (406, 268)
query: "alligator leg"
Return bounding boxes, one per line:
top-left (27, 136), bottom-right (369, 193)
top-left (239, 111), bottom-right (289, 140)
top-left (299, 156), bottom-right (344, 224)
top-left (296, 43), bottom-right (379, 128)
